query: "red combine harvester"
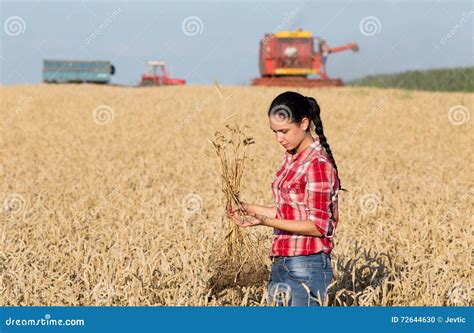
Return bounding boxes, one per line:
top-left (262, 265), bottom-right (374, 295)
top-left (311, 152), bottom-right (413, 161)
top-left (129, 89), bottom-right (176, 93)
top-left (139, 61), bottom-right (186, 86)
top-left (251, 30), bottom-right (359, 87)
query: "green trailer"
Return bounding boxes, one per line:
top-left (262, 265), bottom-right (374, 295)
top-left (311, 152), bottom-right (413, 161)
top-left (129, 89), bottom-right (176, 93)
top-left (43, 59), bottom-right (115, 84)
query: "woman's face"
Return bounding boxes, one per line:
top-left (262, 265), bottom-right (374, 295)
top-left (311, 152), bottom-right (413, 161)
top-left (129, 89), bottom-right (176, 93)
top-left (269, 115), bottom-right (310, 151)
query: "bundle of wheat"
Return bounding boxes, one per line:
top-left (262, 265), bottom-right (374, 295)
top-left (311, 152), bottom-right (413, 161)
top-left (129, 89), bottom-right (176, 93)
top-left (207, 123), bottom-right (269, 294)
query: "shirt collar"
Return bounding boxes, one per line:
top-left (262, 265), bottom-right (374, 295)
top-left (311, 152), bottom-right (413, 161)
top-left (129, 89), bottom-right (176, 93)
top-left (286, 138), bottom-right (323, 165)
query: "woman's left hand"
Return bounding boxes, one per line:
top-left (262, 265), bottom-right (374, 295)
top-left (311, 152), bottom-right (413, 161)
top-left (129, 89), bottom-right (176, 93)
top-left (226, 207), bottom-right (267, 227)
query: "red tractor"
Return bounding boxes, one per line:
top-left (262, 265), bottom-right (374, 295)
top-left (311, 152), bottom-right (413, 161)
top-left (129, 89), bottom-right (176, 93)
top-left (139, 61), bottom-right (186, 86)
top-left (251, 29), bottom-right (359, 87)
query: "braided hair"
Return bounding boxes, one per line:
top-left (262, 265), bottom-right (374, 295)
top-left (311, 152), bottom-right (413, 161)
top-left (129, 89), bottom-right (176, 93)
top-left (268, 91), bottom-right (345, 191)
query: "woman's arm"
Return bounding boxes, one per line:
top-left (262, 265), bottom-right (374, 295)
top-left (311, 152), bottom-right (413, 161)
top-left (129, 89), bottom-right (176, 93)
top-left (241, 202), bottom-right (276, 218)
top-left (261, 218), bottom-right (323, 237)
top-left (226, 208), bottom-right (324, 238)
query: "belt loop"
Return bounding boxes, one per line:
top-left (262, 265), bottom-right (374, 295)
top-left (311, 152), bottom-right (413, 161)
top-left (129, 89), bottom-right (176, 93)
top-left (322, 253), bottom-right (327, 269)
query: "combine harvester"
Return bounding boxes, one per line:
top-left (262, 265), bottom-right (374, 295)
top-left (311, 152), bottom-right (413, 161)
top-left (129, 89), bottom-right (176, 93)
top-left (139, 61), bottom-right (186, 86)
top-left (251, 29), bottom-right (359, 87)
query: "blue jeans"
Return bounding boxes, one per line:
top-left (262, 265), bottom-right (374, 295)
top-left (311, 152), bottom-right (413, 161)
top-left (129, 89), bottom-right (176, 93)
top-left (268, 252), bottom-right (333, 306)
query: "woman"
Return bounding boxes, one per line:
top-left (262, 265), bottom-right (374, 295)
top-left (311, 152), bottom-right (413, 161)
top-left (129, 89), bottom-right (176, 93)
top-left (226, 91), bottom-right (343, 306)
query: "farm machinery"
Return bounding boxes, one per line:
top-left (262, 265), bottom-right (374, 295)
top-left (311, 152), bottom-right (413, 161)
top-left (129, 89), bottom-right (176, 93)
top-left (43, 59), bottom-right (115, 84)
top-left (139, 61), bottom-right (186, 86)
top-left (251, 29), bottom-right (359, 87)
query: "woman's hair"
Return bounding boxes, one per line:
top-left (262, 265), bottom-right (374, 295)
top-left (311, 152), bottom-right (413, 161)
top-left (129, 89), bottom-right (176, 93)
top-left (268, 91), bottom-right (345, 191)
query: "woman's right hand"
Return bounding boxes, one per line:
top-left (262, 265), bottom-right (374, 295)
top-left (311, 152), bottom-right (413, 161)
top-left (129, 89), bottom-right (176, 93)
top-left (225, 202), bottom-right (249, 216)
top-left (240, 202), bottom-right (254, 215)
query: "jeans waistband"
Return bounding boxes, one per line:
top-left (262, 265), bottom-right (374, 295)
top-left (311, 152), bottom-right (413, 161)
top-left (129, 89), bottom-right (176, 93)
top-left (272, 251), bottom-right (331, 269)
top-left (271, 251), bottom-right (330, 265)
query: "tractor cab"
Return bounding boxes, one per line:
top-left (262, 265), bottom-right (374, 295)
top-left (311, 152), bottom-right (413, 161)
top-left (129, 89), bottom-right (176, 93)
top-left (140, 61), bottom-right (186, 86)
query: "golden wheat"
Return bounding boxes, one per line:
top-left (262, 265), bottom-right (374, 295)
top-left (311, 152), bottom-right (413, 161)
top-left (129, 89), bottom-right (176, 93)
top-left (0, 84), bottom-right (472, 306)
top-left (207, 122), bottom-right (267, 295)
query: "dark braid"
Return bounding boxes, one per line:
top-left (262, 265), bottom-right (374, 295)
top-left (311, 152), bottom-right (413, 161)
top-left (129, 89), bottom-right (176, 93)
top-left (267, 91), bottom-right (346, 191)
top-left (306, 97), bottom-right (346, 192)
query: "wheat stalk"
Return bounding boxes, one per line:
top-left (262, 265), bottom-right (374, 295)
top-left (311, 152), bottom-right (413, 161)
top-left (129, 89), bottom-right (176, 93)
top-left (206, 84), bottom-right (267, 293)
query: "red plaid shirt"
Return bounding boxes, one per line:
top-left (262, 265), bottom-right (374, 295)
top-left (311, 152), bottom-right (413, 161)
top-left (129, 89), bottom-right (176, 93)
top-left (270, 139), bottom-right (340, 257)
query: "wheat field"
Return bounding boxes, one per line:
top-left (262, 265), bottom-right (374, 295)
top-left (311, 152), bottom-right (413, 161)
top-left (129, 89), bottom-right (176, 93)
top-left (1, 84), bottom-right (472, 306)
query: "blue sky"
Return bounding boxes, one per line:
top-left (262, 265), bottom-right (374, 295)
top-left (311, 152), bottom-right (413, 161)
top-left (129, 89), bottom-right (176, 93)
top-left (1, 0), bottom-right (472, 85)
